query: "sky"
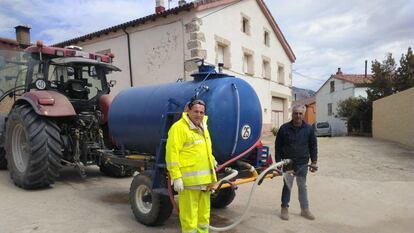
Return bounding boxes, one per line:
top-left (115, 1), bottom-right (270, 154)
top-left (1, 0), bottom-right (413, 91)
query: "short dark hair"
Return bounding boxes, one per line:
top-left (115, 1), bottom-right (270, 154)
top-left (188, 99), bottom-right (206, 110)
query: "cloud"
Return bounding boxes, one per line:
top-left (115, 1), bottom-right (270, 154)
top-left (265, 0), bottom-right (414, 90)
top-left (0, 14), bottom-right (20, 35)
top-left (1, 0), bottom-right (155, 44)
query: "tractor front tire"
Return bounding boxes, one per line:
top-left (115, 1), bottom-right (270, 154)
top-left (0, 148), bottom-right (7, 169)
top-left (211, 187), bottom-right (236, 209)
top-left (130, 173), bottom-right (173, 226)
top-left (5, 105), bottom-right (62, 189)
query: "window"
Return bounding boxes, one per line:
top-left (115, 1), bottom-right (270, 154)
top-left (262, 58), bottom-right (271, 79)
top-left (241, 15), bottom-right (251, 35)
top-left (214, 35), bottom-right (231, 69)
top-left (330, 80), bottom-right (335, 92)
top-left (316, 122), bottom-right (330, 128)
top-left (47, 63), bottom-right (105, 100)
top-left (217, 44), bottom-right (225, 64)
top-left (243, 53), bottom-right (254, 75)
top-left (277, 65), bottom-right (285, 84)
top-left (264, 30), bottom-right (270, 46)
top-left (328, 103), bottom-right (333, 116)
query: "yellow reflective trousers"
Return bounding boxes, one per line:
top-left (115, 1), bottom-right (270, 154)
top-left (179, 189), bottom-right (211, 233)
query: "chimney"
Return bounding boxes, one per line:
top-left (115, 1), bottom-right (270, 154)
top-left (336, 67), bottom-right (343, 75)
top-left (178, 0), bottom-right (187, 6)
top-left (364, 60), bottom-right (367, 78)
top-left (155, 0), bottom-right (165, 13)
top-left (15, 25), bottom-right (31, 47)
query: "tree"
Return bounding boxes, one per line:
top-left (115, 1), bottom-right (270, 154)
top-left (337, 97), bottom-right (371, 133)
top-left (395, 47), bottom-right (414, 92)
top-left (367, 47), bottom-right (414, 101)
top-left (367, 53), bottom-right (396, 101)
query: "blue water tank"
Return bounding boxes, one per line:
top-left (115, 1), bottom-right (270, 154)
top-left (108, 66), bottom-right (262, 163)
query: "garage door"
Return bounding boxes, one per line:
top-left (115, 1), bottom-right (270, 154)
top-left (271, 97), bottom-right (284, 129)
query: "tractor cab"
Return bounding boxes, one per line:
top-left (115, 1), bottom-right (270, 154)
top-left (24, 43), bottom-right (120, 112)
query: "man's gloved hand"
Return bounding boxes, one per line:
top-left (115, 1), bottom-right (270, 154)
top-left (173, 178), bottom-right (184, 193)
top-left (309, 162), bottom-right (318, 172)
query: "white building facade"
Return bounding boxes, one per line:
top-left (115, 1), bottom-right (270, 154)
top-left (315, 68), bottom-right (371, 136)
top-left (55, 0), bottom-right (295, 133)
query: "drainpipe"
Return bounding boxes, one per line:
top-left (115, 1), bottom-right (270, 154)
top-left (122, 28), bottom-right (134, 87)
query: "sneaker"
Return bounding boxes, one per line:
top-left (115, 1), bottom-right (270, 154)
top-left (280, 207), bottom-right (289, 220)
top-left (301, 209), bottom-right (315, 220)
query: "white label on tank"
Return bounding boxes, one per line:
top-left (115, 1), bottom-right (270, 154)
top-left (241, 125), bottom-right (251, 140)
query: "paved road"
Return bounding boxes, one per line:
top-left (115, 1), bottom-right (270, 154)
top-left (1, 136), bottom-right (414, 233)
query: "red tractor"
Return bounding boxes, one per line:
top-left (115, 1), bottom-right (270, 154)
top-left (0, 42), bottom-right (132, 189)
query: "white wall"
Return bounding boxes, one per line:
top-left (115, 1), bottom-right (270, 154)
top-left (76, 13), bottom-right (188, 96)
top-left (354, 87), bottom-right (368, 98)
top-left (195, 0), bottom-right (293, 130)
top-left (129, 20), bottom-right (185, 86)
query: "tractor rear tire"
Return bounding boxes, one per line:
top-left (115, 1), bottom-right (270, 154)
top-left (99, 163), bottom-right (135, 178)
top-left (130, 173), bottom-right (173, 226)
top-left (0, 148), bottom-right (7, 169)
top-left (5, 105), bottom-right (62, 189)
top-left (211, 187), bottom-right (236, 209)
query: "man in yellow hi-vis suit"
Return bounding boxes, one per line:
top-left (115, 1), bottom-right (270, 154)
top-left (166, 99), bottom-right (217, 233)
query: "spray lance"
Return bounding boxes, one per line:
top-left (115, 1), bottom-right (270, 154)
top-left (208, 159), bottom-right (292, 232)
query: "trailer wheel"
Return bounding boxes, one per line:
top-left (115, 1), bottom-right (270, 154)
top-left (99, 163), bottom-right (134, 177)
top-left (211, 187), bottom-right (236, 209)
top-left (5, 105), bottom-right (62, 189)
top-left (130, 173), bottom-right (172, 226)
top-left (0, 148), bottom-right (7, 169)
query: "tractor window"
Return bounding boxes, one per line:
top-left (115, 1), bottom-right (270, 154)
top-left (47, 63), bottom-right (104, 100)
top-left (82, 66), bottom-right (103, 99)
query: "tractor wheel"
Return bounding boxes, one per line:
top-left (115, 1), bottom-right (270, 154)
top-left (211, 187), bottom-right (236, 209)
top-left (0, 148), bottom-right (7, 169)
top-left (5, 105), bottom-right (62, 189)
top-left (130, 173), bottom-right (173, 226)
top-left (99, 163), bottom-right (135, 178)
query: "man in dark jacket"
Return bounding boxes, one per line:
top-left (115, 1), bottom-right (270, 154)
top-left (275, 104), bottom-right (318, 221)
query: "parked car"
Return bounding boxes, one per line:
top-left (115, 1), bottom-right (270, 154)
top-left (314, 122), bottom-right (331, 137)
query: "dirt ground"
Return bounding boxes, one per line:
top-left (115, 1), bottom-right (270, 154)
top-left (1, 135), bottom-right (414, 233)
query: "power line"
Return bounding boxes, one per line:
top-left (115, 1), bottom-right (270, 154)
top-left (292, 70), bottom-right (326, 82)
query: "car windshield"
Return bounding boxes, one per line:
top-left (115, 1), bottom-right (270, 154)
top-left (317, 122), bottom-right (330, 128)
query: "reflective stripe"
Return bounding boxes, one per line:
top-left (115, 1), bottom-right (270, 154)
top-left (198, 224), bottom-right (209, 229)
top-left (184, 139), bottom-right (204, 147)
top-left (183, 230), bottom-right (197, 233)
top-left (166, 162), bottom-right (179, 166)
top-left (182, 169), bottom-right (213, 178)
top-left (185, 185), bottom-right (208, 190)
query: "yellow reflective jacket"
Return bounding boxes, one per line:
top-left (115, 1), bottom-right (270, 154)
top-left (166, 112), bottom-right (217, 186)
